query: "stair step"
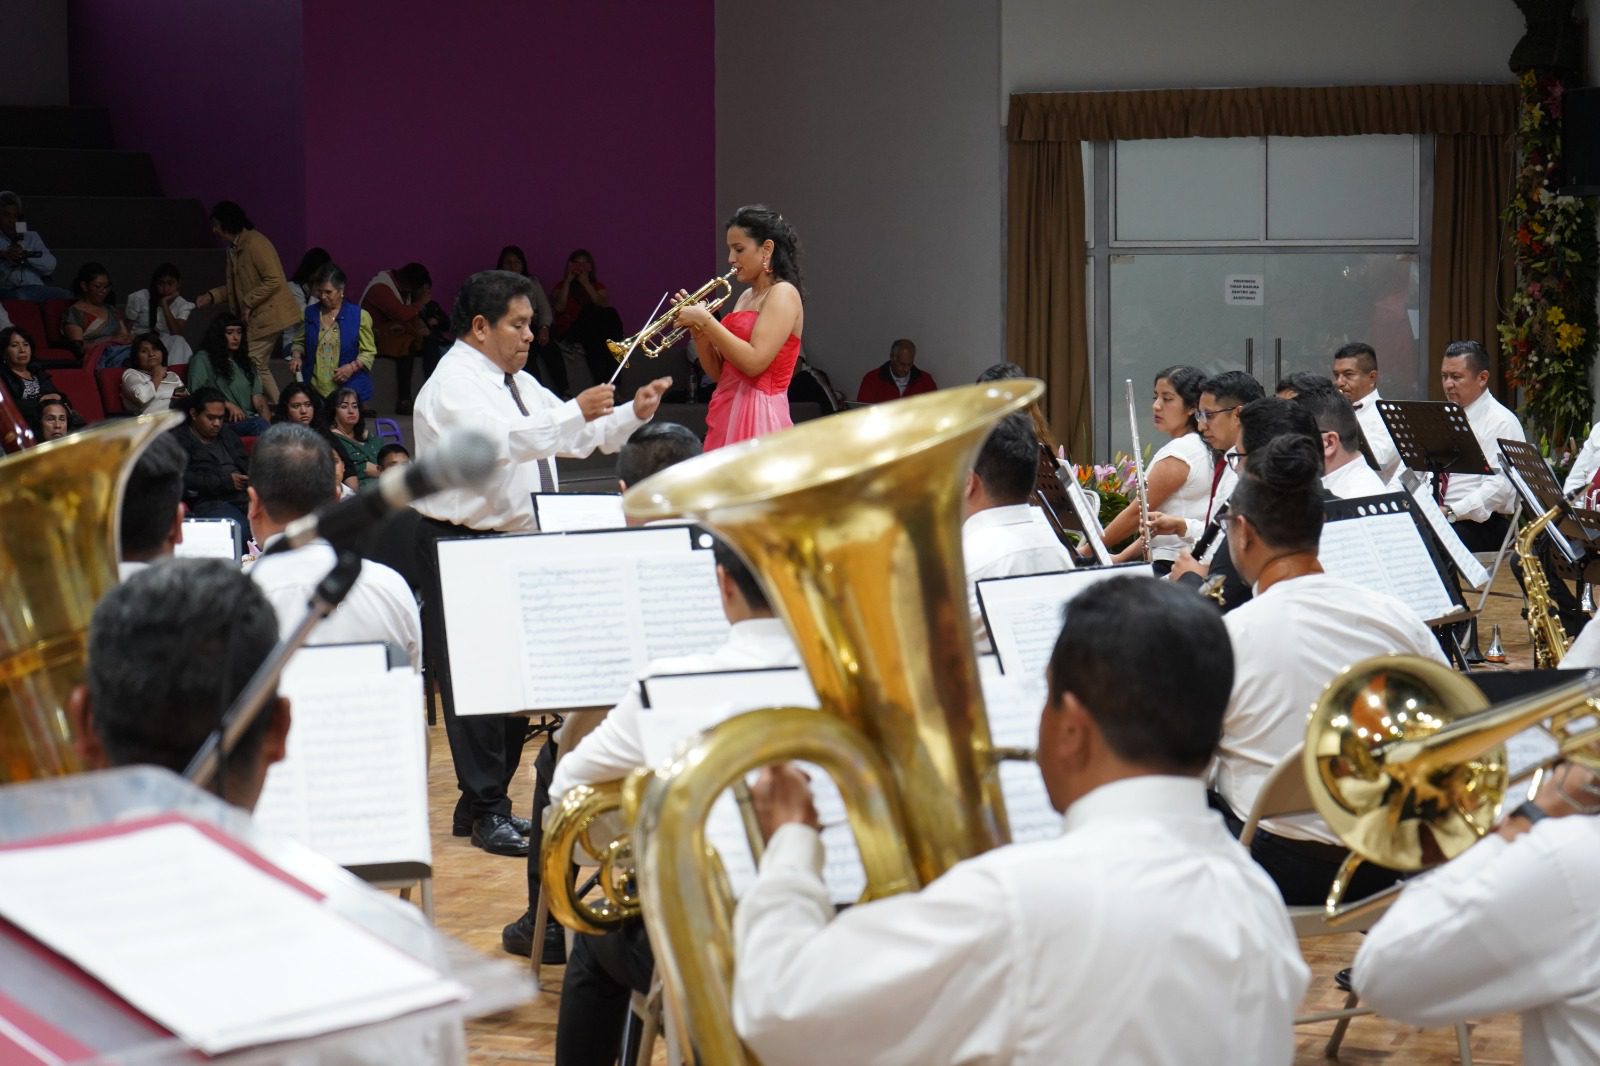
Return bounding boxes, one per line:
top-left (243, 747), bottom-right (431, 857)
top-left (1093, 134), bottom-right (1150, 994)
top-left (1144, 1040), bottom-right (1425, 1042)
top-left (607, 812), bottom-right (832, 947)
top-left (19, 196), bottom-right (213, 250)
top-left (0, 148), bottom-right (161, 197)
top-left (47, 248), bottom-right (228, 304)
top-left (0, 107), bottom-right (114, 150)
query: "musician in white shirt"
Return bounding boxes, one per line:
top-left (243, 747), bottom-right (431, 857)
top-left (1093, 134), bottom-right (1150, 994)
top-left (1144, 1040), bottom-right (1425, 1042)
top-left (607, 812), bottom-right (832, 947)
top-left (408, 270), bottom-right (670, 856)
top-left (1355, 762), bottom-right (1600, 1066)
top-left (245, 424), bottom-right (422, 669)
top-left (1332, 342), bottom-right (1401, 481)
top-left (1438, 340), bottom-right (1526, 551)
top-left (733, 576), bottom-right (1308, 1066)
top-left (1212, 434), bottom-right (1447, 904)
top-left (1562, 420), bottom-right (1600, 503)
top-left (962, 412), bottom-right (1073, 640)
top-left (1294, 383), bottom-right (1391, 499)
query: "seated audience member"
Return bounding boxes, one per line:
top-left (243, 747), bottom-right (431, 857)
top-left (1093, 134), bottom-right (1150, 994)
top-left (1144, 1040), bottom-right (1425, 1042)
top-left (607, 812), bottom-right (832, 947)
top-left (1211, 434), bottom-right (1448, 904)
top-left (549, 539), bottom-right (795, 1066)
top-left (0, 325), bottom-right (61, 424)
top-left (731, 576), bottom-right (1308, 1065)
top-left (963, 411), bottom-right (1074, 640)
top-left (497, 245), bottom-right (563, 396)
top-left (320, 386), bottom-right (382, 487)
top-left (1273, 370), bottom-right (1330, 400)
top-left (501, 420), bottom-right (705, 966)
top-left (1438, 339), bottom-right (1525, 551)
top-left (857, 338), bottom-right (936, 404)
top-left (360, 263), bottom-right (430, 412)
top-left (1353, 761), bottom-right (1600, 1066)
top-left (176, 386), bottom-right (251, 527)
top-left (245, 423), bottom-right (421, 668)
top-left (788, 352), bottom-right (842, 414)
top-left (1292, 385), bottom-right (1389, 498)
top-left (121, 333), bottom-right (186, 414)
top-left (1331, 341), bottom-right (1400, 481)
top-left (118, 433), bottom-right (188, 578)
top-left (0, 190), bottom-right (71, 300)
top-left (275, 381), bottom-right (321, 428)
top-left (33, 396), bottom-right (72, 441)
top-left (377, 443), bottom-right (410, 471)
top-left (190, 313), bottom-right (272, 435)
top-left (550, 248), bottom-right (623, 389)
top-left (62, 262), bottom-right (133, 367)
top-left (194, 200), bottom-right (301, 404)
top-left (124, 262), bottom-right (195, 365)
top-left (291, 263), bottom-right (377, 405)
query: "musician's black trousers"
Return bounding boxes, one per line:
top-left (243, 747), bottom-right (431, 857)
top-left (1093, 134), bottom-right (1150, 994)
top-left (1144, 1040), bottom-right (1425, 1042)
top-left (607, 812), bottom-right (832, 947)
top-left (526, 738), bottom-right (558, 909)
top-left (411, 516), bottom-right (528, 821)
top-left (1208, 790), bottom-right (1402, 906)
top-left (555, 919), bottom-right (655, 1066)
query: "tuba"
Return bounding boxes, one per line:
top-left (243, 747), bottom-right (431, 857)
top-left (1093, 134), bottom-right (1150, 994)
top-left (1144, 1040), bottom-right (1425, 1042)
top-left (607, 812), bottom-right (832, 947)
top-left (0, 414), bottom-right (181, 782)
top-left (1304, 653), bottom-right (1600, 918)
top-left (617, 381), bottom-right (1042, 1064)
top-left (1516, 502), bottom-right (1571, 668)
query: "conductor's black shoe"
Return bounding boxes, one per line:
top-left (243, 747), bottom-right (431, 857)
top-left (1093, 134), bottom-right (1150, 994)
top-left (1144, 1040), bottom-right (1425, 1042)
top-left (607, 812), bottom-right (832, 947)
top-left (501, 911), bottom-right (567, 964)
top-left (470, 813), bottom-right (529, 856)
top-left (1335, 968), bottom-right (1353, 993)
top-left (454, 813), bottom-right (533, 838)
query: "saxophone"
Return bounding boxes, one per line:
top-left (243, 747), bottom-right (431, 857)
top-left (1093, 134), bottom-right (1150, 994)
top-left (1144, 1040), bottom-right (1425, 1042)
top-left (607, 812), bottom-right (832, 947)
top-left (1517, 502), bottom-right (1572, 669)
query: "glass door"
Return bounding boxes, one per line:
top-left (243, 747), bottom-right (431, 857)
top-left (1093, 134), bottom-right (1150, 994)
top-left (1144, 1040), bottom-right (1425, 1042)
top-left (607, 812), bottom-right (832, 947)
top-left (1265, 253), bottom-right (1422, 398)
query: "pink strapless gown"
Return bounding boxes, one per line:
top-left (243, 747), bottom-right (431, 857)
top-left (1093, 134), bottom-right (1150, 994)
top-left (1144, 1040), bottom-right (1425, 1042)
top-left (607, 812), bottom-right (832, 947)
top-left (703, 310), bottom-right (798, 450)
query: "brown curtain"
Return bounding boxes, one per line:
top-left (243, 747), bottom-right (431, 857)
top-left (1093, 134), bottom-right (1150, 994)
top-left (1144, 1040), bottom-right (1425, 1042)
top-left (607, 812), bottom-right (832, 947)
top-left (1006, 83), bottom-right (1518, 452)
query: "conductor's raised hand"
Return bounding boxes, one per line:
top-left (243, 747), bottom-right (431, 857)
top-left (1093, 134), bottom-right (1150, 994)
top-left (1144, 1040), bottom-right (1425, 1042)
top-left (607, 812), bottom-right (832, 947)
top-left (575, 383), bottom-right (615, 422)
top-left (632, 376), bottom-right (673, 420)
top-left (751, 763), bottom-right (821, 841)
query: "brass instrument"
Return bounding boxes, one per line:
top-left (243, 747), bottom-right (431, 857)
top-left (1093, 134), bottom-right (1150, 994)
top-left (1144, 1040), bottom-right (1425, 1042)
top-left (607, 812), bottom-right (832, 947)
top-left (1304, 653), bottom-right (1600, 917)
top-left (540, 780), bottom-right (638, 934)
top-left (0, 414), bottom-right (182, 783)
top-left (1517, 502), bottom-right (1571, 668)
top-left (618, 381), bottom-right (1041, 1064)
top-left (607, 269), bottom-right (737, 361)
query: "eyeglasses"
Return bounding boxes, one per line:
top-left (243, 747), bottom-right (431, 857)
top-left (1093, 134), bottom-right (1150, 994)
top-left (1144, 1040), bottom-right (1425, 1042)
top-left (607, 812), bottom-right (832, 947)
top-left (1226, 451), bottom-right (1244, 471)
top-left (1196, 405), bottom-right (1239, 424)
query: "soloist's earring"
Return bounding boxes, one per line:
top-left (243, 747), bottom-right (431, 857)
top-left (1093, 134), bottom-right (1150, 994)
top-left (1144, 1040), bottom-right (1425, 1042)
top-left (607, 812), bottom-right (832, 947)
top-left (763, 259), bottom-right (772, 273)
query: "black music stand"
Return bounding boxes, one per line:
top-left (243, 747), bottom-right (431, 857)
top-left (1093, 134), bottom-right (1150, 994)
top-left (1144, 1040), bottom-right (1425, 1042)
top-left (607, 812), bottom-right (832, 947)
top-left (1376, 400), bottom-right (1492, 502)
top-left (1031, 441), bottom-right (1081, 548)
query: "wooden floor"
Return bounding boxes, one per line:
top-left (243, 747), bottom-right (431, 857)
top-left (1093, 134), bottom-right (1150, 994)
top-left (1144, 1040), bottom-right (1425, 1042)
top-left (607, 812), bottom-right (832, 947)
top-left (424, 569), bottom-right (1536, 1064)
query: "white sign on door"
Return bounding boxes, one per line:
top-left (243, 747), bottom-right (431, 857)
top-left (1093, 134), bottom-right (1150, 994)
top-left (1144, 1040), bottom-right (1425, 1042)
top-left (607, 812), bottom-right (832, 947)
top-left (1224, 275), bottom-right (1263, 306)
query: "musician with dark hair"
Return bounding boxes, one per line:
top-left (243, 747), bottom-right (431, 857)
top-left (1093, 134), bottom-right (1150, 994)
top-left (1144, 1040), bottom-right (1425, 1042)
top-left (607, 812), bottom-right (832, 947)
top-left (1291, 386), bottom-right (1390, 498)
top-left (1438, 339), bottom-right (1526, 552)
top-left (118, 433), bottom-right (188, 577)
top-left (732, 576), bottom-right (1307, 1064)
top-left (1331, 340), bottom-right (1401, 481)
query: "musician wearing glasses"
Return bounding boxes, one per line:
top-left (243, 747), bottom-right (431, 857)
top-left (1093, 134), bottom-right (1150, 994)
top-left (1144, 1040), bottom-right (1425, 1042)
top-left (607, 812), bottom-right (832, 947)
top-left (1354, 761), bottom-right (1600, 1065)
top-left (1150, 370), bottom-right (1263, 549)
top-left (731, 577), bottom-right (1308, 1065)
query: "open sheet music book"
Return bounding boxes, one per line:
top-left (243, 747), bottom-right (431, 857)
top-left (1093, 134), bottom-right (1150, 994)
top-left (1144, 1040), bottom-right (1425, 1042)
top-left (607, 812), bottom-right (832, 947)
top-left (254, 643), bottom-right (432, 871)
top-left (1397, 473), bottom-right (1491, 589)
top-left (976, 563), bottom-right (1157, 678)
top-left (438, 525), bottom-right (730, 714)
top-left (636, 657), bottom-right (1060, 904)
top-left (531, 492), bottom-right (626, 533)
top-left (1318, 493), bottom-right (1465, 626)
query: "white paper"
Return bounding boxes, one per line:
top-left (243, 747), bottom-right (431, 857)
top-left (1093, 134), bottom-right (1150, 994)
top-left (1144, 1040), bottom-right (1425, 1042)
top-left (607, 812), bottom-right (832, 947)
top-left (532, 492), bottom-right (626, 533)
top-left (1318, 505), bottom-right (1462, 624)
top-left (0, 821), bottom-right (464, 1055)
top-left (977, 564), bottom-right (1157, 678)
top-left (254, 646), bottom-right (431, 869)
top-left (176, 518), bottom-right (240, 561)
top-left (1065, 477), bottom-right (1112, 565)
top-left (1224, 275), bottom-right (1263, 306)
top-left (1406, 479), bottom-right (1491, 588)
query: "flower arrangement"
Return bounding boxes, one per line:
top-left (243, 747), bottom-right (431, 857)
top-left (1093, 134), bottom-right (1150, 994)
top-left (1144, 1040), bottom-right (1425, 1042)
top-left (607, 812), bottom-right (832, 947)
top-left (1498, 68), bottom-right (1600, 451)
top-left (1076, 452), bottom-right (1140, 529)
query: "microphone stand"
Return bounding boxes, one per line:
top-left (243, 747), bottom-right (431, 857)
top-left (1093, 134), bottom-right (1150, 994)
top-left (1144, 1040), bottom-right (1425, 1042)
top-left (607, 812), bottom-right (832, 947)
top-left (183, 550), bottom-right (365, 791)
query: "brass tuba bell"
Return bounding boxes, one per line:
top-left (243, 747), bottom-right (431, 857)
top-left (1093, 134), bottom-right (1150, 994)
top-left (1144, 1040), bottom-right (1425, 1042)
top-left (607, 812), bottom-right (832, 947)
top-left (0, 414), bottom-right (181, 782)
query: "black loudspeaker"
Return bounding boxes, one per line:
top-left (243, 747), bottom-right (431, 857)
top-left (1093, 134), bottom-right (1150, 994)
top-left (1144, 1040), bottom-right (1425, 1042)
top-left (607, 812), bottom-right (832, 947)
top-left (1558, 86), bottom-right (1600, 195)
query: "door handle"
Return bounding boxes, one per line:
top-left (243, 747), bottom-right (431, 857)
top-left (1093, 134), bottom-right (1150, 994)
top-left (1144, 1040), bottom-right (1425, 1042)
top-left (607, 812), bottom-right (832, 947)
top-left (1273, 338), bottom-right (1283, 389)
top-left (1245, 338), bottom-right (1254, 379)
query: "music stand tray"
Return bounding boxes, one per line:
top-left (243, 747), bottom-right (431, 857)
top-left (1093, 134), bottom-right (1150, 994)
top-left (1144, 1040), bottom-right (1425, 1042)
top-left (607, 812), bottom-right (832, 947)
top-left (1377, 400), bottom-right (1492, 497)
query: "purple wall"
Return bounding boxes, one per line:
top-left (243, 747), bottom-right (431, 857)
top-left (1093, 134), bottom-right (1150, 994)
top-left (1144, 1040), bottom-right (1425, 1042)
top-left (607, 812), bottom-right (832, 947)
top-left (70, 0), bottom-right (307, 250)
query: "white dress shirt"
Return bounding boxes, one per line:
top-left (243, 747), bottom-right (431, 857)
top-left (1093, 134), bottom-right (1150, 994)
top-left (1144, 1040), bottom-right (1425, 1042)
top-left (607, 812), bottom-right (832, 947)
top-left (1442, 389), bottom-right (1525, 524)
top-left (732, 775), bottom-right (1308, 1066)
top-left (1322, 454), bottom-right (1391, 499)
top-left (550, 618), bottom-right (797, 804)
top-left (121, 367), bottom-right (184, 413)
top-left (1561, 615), bottom-right (1600, 668)
top-left (124, 288), bottom-right (196, 365)
top-left (1217, 572), bottom-right (1447, 843)
top-left (1183, 454), bottom-right (1237, 545)
top-left (411, 340), bottom-right (645, 532)
top-left (1354, 816), bottom-right (1600, 1066)
top-left (962, 503), bottom-right (1074, 635)
top-left (1147, 431), bottom-right (1213, 561)
top-left (249, 538), bottom-right (423, 669)
top-left (1350, 388), bottom-right (1402, 482)
top-left (1563, 420), bottom-right (1600, 501)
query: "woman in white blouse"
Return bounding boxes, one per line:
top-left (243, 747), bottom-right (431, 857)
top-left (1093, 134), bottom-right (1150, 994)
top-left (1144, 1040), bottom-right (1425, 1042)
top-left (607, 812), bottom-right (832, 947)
top-left (123, 263), bottom-right (195, 366)
top-left (1089, 365), bottom-right (1213, 574)
top-left (121, 333), bottom-right (185, 414)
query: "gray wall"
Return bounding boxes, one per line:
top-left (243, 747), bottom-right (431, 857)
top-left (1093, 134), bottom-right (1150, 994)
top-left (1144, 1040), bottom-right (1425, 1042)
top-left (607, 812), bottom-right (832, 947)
top-left (4, 0), bottom-right (70, 106)
top-left (718, 0), bottom-right (1532, 396)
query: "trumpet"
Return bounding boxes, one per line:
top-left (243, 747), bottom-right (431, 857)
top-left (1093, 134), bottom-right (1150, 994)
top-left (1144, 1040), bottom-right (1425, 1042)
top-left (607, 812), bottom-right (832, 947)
top-left (607, 269), bottom-right (737, 361)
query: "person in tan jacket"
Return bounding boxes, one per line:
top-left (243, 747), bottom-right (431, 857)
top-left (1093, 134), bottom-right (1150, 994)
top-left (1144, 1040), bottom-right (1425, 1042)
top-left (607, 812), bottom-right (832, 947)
top-left (194, 200), bottom-right (301, 403)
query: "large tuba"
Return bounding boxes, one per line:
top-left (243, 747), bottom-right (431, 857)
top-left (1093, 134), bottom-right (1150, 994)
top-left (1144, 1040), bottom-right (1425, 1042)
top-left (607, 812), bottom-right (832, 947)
top-left (0, 414), bottom-right (181, 782)
top-left (1304, 653), bottom-right (1600, 917)
top-left (616, 380), bottom-right (1042, 1064)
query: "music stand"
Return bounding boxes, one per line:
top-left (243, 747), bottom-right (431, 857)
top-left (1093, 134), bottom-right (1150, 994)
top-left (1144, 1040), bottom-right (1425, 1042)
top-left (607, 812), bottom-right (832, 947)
top-left (1376, 400), bottom-right (1492, 498)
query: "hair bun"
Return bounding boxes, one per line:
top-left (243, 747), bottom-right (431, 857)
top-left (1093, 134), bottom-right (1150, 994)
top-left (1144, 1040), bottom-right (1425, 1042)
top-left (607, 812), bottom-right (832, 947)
top-left (1251, 434), bottom-right (1322, 491)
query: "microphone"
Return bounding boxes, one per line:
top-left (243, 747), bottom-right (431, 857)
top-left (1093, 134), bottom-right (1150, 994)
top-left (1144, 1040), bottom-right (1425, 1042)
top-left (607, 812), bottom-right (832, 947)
top-left (262, 429), bottom-right (498, 555)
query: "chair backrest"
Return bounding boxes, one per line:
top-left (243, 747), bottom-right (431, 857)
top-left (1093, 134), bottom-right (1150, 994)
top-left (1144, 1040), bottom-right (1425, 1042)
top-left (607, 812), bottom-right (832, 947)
top-left (41, 298), bottom-right (70, 347)
top-left (98, 367), bottom-right (128, 416)
top-left (1237, 743), bottom-right (1315, 848)
top-left (3, 299), bottom-right (45, 340)
top-left (372, 417), bottom-right (404, 447)
top-left (171, 363), bottom-right (188, 384)
top-left (51, 367), bottom-right (105, 423)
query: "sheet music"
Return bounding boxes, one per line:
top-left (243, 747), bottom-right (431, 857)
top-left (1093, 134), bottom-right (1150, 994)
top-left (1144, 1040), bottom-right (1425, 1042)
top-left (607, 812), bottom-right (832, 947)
top-left (977, 656), bottom-right (1059, 845)
top-left (1318, 506), bottom-right (1462, 623)
top-left (978, 565), bottom-right (1157, 677)
top-left (1065, 477), bottom-right (1113, 566)
top-left (0, 820), bottom-right (464, 1055)
top-left (532, 493), bottom-right (626, 532)
top-left (254, 646), bottom-right (430, 869)
top-left (1506, 726), bottom-right (1559, 785)
top-left (176, 518), bottom-right (240, 561)
top-left (1404, 478), bottom-right (1492, 588)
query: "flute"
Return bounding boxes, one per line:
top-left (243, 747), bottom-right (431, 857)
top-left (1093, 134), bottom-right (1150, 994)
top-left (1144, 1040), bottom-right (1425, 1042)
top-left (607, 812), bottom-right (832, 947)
top-left (1124, 379), bottom-right (1152, 562)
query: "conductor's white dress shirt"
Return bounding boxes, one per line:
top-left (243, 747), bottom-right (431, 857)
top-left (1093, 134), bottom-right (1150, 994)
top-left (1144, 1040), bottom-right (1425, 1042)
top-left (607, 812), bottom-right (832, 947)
top-left (550, 618), bottom-right (797, 804)
top-left (1350, 389), bottom-right (1401, 482)
top-left (1441, 389), bottom-right (1525, 524)
top-left (1354, 816), bottom-right (1600, 1066)
top-left (1322, 455), bottom-right (1391, 499)
top-left (962, 503), bottom-right (1074, 637)
top-left (732, 775), bottom-right (1309, 1066)
top-left (1217, 572), bottom-right (1447, 843)
top-left (412, 340), bottom-right (645, 532)
top-left (249, 536), bottom-right (423, 670)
